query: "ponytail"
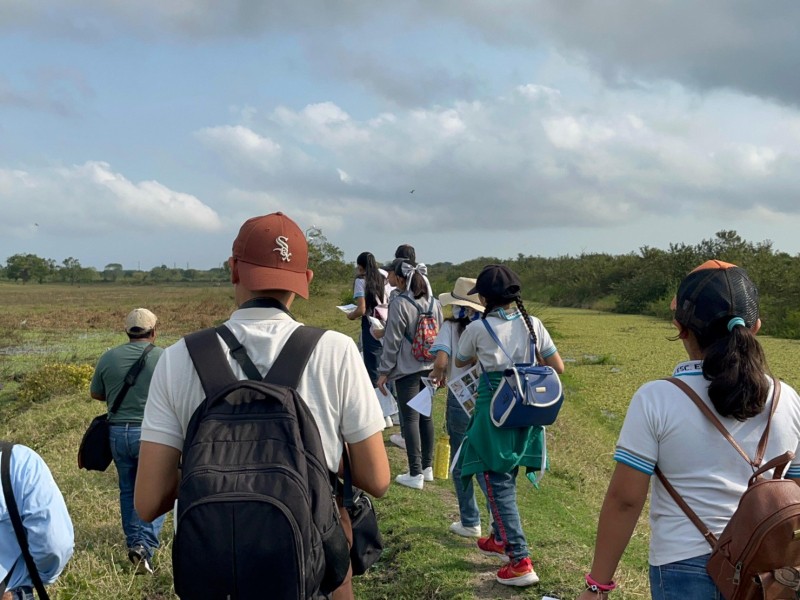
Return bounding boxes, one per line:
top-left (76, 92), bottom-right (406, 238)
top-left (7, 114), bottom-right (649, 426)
top-left (698, 322), bottom-right (771, 421)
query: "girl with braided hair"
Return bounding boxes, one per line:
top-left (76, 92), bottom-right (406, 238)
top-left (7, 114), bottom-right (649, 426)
top-left (454, 264), bottom-right (564, 587)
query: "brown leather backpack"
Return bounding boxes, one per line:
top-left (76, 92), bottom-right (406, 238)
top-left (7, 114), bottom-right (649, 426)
top-left (655, 377), bottom-right (800, 600)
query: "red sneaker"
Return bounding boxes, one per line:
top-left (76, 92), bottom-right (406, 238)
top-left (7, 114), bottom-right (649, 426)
top-left (496, 557), bottom-right (539, 586)
top-left (477, 535), bottom-right (509, 563)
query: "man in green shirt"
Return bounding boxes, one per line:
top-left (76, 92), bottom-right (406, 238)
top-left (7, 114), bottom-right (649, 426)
top-left (90, 308), bottom-right (165, 575)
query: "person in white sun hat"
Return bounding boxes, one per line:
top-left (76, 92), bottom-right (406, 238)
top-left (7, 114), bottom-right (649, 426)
top-left (430, 277), bottom-right (485, 538)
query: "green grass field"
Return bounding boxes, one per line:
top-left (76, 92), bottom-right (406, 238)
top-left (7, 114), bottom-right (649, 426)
top-left (2, 283), bottom-right (800, 600)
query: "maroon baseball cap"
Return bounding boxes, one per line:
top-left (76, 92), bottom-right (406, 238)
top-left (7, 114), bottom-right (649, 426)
top-left (231, 212), bottom-right (310, 298)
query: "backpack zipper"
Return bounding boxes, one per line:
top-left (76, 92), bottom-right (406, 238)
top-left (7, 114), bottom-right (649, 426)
top-left (729, 500), bottom-right (799, 587)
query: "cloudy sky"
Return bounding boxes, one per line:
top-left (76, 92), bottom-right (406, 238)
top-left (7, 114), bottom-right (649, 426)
top-left (3, 1), bottom-right (800, 271)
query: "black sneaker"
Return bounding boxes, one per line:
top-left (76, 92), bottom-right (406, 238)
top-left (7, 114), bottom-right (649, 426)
top-left (128, 545), bottom-right (154, 575)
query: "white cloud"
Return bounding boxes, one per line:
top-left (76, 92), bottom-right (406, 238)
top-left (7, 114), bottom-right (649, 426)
top-left (191, 81), bottom-right (800, 240)
top-left (0, 161), bottom-right (222, 237)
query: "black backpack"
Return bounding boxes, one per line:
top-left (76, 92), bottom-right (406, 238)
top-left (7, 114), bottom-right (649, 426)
top-left (175, 325), bottom-right (351, 600)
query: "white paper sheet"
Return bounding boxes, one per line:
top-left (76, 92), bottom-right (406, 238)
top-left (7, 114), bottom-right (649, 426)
top-left (374, 386), bottom-right (397, 417)
top-left (408, 385), bottom-right (433, 417)
top-left (336, 304), bottom-right (357, 313)
top-left (367, 315), bottom-right (384, 331)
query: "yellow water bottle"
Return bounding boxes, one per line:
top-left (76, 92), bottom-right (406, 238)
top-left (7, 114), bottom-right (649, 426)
top-left (433, 435), bottom-right (451, 480)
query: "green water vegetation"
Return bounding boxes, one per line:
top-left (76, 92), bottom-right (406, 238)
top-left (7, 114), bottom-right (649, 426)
top-left (2, 283), bottom-right (800, 599)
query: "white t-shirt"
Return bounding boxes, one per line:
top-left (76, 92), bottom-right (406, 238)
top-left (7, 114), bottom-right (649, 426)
top-left (431, 320), bottom-right (472, 380)
top-left (614, 360), bottom-right (800, 566)
top-left (141, 306), bottom-right (385, 473)
top-left (456, 308), bottom-right (557, 370)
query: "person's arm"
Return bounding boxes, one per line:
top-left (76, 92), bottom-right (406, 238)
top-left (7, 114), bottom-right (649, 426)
top-left (89, 359), bottom-right (106, 402)
top-left (575, 463), bottom-right (650, 600)
top-left (134, 441), bottom-right (181, 522)
top-left (454, 355), bottom-right (476, 368)
top-left (543, 350), bottom-right (565, 374)
top-left (347, 297), bottom-right (366, 320)
top-left (430, 350), bottom-right (449, 387)
top-left (14, 448), bottom-right (74, 585)
top-left (346, 433), bottom-right (390, 498)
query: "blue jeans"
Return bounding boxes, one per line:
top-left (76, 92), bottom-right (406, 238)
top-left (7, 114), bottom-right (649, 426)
top-left (476, 468), bottom-right (528, 561)
top-left (446, 391), bottom-right (480, 527)
top-left (360, 316), bottom-right (383, 386)
top-left (395, 371), bottom-right (434, 476)
top-left (7, 587), bottom-right (33, 600)
top-left (650, 553), bottom-right (721, 600)
top-left (109, 424), bottom-right (165, 558)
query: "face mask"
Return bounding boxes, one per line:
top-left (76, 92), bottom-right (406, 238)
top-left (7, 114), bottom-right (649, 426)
top-left (453, 306), bottom-right (468, 320)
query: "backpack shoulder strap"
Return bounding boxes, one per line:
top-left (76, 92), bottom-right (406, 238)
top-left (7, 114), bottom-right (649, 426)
top-left (1, 442), bottom-right (51, 600)
top-left (264, 326), bottom-right (326, 389)
top-left (184, 328), bottom-right (239, 398)
top-left (653, 465), bottom-right (718, 548)
top-left (215, 325), bottom-right (262, 381)
top-left (481, 319), bottom-right (514, 364)
top-left (109, 343), bottom-right (155, 414)
top-left (397, 293), bottom-right (422, 313)
top-left (665, 376), bottom-right (780, 468)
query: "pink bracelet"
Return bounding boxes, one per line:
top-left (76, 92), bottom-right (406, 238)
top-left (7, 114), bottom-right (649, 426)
top-left (585, 573), bottom-right (617, 593)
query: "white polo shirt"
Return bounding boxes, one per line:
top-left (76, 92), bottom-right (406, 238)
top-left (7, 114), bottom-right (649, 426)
top-left (456, 308), bottom-right (557, 370)
top-left (141, 307), bottom-right (385, 473)
top-left (614, 360), bottom-right (800, 566)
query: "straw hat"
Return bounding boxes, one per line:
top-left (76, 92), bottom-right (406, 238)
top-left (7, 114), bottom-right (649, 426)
top-left (438, 277), bottom-right (484, 312)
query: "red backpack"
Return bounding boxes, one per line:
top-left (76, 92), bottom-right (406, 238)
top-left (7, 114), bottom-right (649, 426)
top-left (655, 377), bottom-right (800, 600)
top-left (399, 295), bottom-right (438, 362)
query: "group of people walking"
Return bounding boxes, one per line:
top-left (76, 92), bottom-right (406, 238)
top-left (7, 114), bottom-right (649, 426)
top-left (2, 210), bottom-right (800, 599)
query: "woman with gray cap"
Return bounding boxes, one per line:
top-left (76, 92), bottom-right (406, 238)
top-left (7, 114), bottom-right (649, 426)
top-left (576, 260), bottom-right (800, 600)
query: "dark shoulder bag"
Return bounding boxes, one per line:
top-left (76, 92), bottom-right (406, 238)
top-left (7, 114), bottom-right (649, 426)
top-left (78, 344), bottom-right (155, 471)
top-left (1, 441), bottom-right (50, 600)
top-left (341, 449), bottom-right (383, 575)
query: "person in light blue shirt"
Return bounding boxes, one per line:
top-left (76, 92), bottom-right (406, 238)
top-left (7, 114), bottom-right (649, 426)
top-left (1, 443), bottom-right (74, 600)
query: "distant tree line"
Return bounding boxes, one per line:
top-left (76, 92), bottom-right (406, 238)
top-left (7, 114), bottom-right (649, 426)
top-left (4, 230), bottom-right (800, 338)
top-left (0, 230), bottom-right (350, 290)
top-left (426, 230), bottom-right (800, 340)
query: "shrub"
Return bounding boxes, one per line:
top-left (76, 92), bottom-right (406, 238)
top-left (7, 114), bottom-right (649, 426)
top-left (17, 363), bottom-right (94, 403)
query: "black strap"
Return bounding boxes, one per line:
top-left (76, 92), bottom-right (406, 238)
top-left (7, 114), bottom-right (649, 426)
top-left (185, 325), bottom-right (326, 397)
top-left (342, 447), bottom-right (355, 509)
top-left (263, 326), bottom-right (326, 388)
top-left (215, 326), bottom-right (262, 381)
top-left (238, 296), bottom-right (295, 319)
top-left (1, 442), bottom-right (50, 600)
top-left (109, 343), bottom-right (155, 414)
top-left (184, 328), bottom-right (239, 399)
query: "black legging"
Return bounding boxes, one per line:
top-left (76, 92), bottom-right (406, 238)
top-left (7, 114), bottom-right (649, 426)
top-left (360, 316), bottom-right (383, 386)
top-left (394, 370), bottom-right (434, 476)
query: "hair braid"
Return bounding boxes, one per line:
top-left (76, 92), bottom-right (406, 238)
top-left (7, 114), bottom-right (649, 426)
top-left (515, 297), bottom-right (545, 364)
